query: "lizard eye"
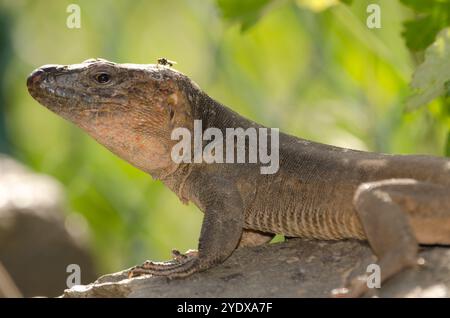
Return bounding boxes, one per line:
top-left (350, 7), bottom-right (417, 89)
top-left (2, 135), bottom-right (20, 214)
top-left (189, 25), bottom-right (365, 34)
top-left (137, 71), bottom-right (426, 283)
top-left (94, 73), bottom-right (111, 84)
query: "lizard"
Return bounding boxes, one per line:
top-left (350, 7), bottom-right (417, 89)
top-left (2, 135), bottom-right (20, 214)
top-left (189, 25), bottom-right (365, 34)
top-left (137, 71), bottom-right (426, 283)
top-left (27, 58), bottom-right (450, 297)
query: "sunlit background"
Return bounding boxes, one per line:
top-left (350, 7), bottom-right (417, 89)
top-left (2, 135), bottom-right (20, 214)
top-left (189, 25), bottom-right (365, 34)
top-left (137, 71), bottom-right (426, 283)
top-left (0, 0), bottom-right (448, 286)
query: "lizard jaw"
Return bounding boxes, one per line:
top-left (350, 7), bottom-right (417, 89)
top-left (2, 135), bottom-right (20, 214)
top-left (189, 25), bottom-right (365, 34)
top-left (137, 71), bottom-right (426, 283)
top-left (27, 64), bottom-right (102, 121)
top-left (27, 65), bottom-right (72, 108)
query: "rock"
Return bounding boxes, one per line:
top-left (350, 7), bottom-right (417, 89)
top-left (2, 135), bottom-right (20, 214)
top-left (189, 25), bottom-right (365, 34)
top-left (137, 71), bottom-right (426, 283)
top-left (0, 155), bottom-right (97, 297)
top-left (62, 239), bottom-right (450, 298)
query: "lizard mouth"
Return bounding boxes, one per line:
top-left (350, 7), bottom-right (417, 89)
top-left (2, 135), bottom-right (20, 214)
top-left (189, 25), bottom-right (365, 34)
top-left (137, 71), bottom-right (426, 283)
top-left (27, 65), bottom-right (89, 124)
top-left (27, 65), bottom-right (77, 109)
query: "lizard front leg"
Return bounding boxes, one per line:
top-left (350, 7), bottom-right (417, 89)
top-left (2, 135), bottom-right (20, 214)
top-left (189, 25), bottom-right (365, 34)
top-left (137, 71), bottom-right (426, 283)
top-left (334, 178), bottom-right (450, 297)
top-left (129, 175), bottom-right (244, 278)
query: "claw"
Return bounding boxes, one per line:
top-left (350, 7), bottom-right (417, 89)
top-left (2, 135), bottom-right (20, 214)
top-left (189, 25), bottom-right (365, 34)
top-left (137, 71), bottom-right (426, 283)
top-left (172, 249), bottom-right (198, 261)
top-left (330, 287), bottom-right (350, 298)
top-left (128, 250), bottom-right (199, 278)
top-left (172, 249), bottom-right (187, 261)
top-left (331, 275), bottom-right (370, 298)
top-left (417, 257), bottom-right (426, 267)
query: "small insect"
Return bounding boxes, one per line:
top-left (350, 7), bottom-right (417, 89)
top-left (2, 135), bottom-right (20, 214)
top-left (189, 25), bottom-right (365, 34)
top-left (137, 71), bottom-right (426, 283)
top-left (157, 58), bottom-right (177, 67)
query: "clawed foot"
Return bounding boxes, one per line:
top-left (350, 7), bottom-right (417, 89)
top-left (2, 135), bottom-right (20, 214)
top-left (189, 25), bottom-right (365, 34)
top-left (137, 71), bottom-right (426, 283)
top-left (331, 275), bottom-right (372, 298)
top-left (128, 249), bottom-right (199, 279)
top-left (331, 257), bottom-right (426, 298)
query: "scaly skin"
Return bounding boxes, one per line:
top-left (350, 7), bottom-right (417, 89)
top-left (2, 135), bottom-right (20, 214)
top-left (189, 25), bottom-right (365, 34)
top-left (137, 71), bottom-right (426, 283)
top-left (27, 59), bottom-right (450, 297)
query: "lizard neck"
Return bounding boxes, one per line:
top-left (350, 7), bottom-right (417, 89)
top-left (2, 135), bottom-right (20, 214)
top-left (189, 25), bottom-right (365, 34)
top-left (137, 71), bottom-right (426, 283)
top-left (191, 90), bottom-right (262, 131)
top-left (158, 163), bottom-right (193, 204)
top-left (153, 87), bottom-right (258, 203)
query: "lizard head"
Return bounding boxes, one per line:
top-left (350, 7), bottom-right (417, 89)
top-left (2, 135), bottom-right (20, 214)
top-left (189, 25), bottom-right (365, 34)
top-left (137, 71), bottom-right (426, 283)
top-left (27, 58), bottom-right (195, 176)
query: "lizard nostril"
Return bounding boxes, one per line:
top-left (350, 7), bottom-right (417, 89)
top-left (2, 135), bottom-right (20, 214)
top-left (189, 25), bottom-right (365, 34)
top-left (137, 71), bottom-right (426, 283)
top-left (27, 65), bottom-right (62, 89)
top-left (27, 69), bottom-right (45, 88)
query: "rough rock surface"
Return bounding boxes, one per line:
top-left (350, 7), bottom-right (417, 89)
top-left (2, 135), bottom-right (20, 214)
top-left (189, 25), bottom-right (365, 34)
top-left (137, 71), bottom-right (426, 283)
top-left (62, 239), bottom-right (450, 298)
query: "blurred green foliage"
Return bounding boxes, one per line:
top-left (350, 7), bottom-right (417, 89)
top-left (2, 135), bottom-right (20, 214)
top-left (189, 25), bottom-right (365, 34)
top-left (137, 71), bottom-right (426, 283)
top-left (406, 28), bottom-right (450, 110)
top-left (216, 0), bottom-right (271, 30)
top-left (401, 0), bottom-right (450, 52)
top-left (0, 0), bottom-right (448, 274)
top-left (446, 132), bottom-right (450, 156)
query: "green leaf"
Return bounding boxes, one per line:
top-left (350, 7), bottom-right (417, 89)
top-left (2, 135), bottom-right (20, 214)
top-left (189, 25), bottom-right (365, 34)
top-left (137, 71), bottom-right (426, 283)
top-left (216, 0), bottom-right (272, 31)
top-left (406, 28), bottom-right (450, 110)
top-left (402, 15), bottom-right (443, 52)
top-left (215, 0), bottom-right (352, 30)
top-left (400, 0), bottom-right (443, 13)
top-left (400, 0), bottom-right (450, 52)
